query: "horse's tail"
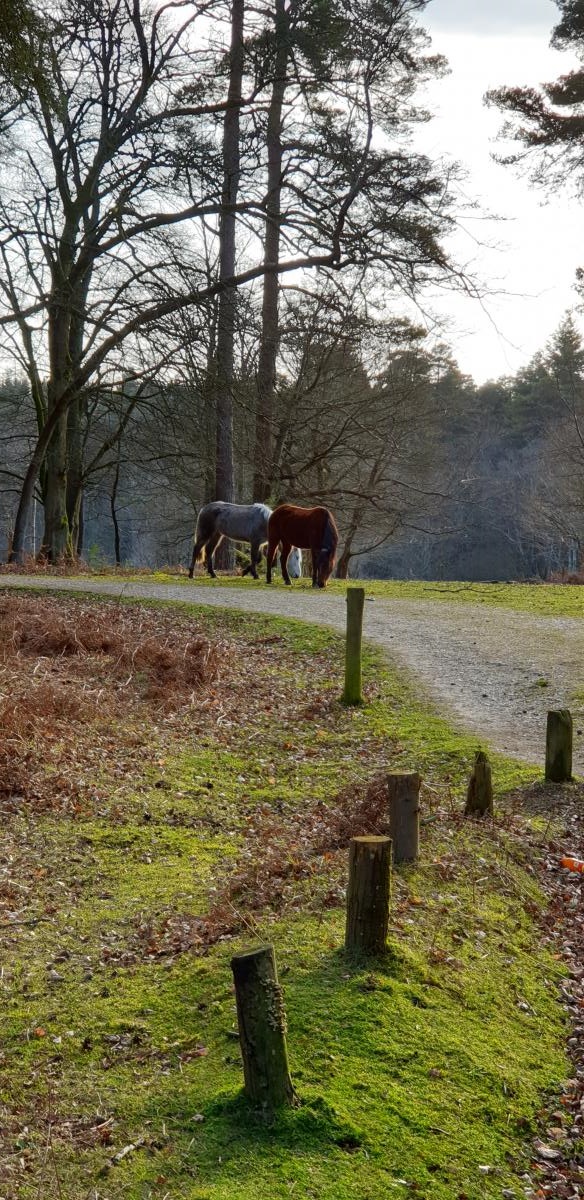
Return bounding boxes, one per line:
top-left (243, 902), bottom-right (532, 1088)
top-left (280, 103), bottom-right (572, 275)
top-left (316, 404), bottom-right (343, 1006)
top-left (193, 505), bottom-right (215, 562)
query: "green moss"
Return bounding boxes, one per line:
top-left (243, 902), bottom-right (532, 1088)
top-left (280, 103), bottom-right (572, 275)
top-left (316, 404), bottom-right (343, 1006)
top-left (0, 595), bottom-right (570, 1199)
top-left (5, 900), bottom-right (565, 1200)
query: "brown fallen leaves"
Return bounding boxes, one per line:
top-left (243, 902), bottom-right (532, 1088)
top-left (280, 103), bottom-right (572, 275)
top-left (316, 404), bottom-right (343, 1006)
top-left (126, 774), bottom-right (396, 961)
top-left (0, 593), bottom-right (229, 813)
top-left (498, 783), bottom-right (584, 1200)
top-left (1, 592), bottom-right (223, 696)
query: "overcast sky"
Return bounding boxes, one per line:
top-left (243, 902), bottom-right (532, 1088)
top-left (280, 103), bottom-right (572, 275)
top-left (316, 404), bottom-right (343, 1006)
top-left (411, 0), bottom-right (583, 383)
top-left (426, 0), bottom-right (557, 34)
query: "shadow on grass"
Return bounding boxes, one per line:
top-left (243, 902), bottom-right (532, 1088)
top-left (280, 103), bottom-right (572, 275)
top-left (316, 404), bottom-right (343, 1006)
top-left (200, 1089), bottom-right (365, 1150)
top-left (499, 776), bottom-right (584, 817)
top-left (74, 920), bottom-right (563, 1199)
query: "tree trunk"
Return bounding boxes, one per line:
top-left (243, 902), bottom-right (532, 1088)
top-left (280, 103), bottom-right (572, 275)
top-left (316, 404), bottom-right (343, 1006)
top-left (214, 0), bottom-right (243, 502)
top-left (66, 393), bottom-right (86, 556)
top-left (10, 428), bottom-right (53, 562)
top-left (230, 944), bottom-right (295, 1110)
top-left (253, 0), bottom-right (288, 502)
top-left (214, 0), bottom-right (244, 568)
top-left (336, 522), bottom-right (360, 582)
top-left (41, 408), bottom-right (70, 560)
top-left (65, 268), bottom-right (90, 556)
top-left (335, 547), bottom-right (352, 579)
top-left (111, 454), bottom-right (122, 565)
top-left (11, 201), bottom-right (92, 563)
top-left (335, 463), bottom-right (382, 579)
top-left (345, 836), bottom-right (392, 955)
top-left (77, 494), bottom-right (84, 556)
top-left (40, 291), bottom-right (75, 561)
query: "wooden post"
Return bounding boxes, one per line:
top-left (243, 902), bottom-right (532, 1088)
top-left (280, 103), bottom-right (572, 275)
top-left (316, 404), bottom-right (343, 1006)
top-left (387, 772), bottom-right (421, 862)
top-left (230, 944), bottom-right (295, 1110)
top-left (464, 751), bottom-right (493, 816)
top-left (345, 836), bottom-right (392, 955)
top-left (545, 709), bottom-right (573, 783)
top-left (342, 586), bottom-right (365, 705)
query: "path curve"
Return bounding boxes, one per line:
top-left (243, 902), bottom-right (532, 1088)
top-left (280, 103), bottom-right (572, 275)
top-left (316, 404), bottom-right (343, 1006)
top-left (1, 575), bottom-right (583, 771)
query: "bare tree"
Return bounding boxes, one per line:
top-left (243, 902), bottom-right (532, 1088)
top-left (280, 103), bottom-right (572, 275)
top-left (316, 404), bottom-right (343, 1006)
top-left (1, 0), bottom-right (468, 564)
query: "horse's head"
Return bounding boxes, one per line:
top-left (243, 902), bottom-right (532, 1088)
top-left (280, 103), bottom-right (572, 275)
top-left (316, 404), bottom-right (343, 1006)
top-left (315, 549), bottom-right (335, 587)
top-left (288, 547), bottom-right (302, 579)
top-left (316, 513), bottom-right (338, 587)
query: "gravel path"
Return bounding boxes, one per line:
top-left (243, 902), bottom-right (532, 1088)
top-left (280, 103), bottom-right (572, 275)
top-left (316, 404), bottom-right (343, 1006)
top-left (2, 575), bottom-right (583, 772)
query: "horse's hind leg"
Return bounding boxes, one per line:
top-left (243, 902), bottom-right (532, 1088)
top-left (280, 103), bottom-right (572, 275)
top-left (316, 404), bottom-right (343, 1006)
top-left (248, 539), bottom-right (262, 580)
top-left (205, 532), bottom-right (222, 578)
top-left (280, 541), bottom-right (292, 585)
top-left (188, 539), bottom-right (205, 579)
top-left (240, 540), bottom-right (260, 578)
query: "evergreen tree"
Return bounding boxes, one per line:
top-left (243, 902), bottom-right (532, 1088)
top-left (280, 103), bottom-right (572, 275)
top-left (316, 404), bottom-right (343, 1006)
top-left (487, 0), bottom-right (584, 195)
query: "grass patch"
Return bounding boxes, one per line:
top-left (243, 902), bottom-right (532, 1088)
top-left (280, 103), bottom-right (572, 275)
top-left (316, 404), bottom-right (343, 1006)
top-left (4, 562), bottom-right (584, 614)
top-left (0, 589), bottom-right (572, 1199)
top-left (101, 568), bottom-right (584, 619)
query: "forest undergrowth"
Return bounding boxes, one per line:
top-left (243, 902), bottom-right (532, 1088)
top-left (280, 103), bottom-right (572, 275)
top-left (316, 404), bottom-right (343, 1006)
top-left (0, 590), bottom-right (582, 1200)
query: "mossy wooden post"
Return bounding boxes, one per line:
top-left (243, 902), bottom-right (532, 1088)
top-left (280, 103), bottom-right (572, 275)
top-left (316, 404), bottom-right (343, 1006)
top-left (387, 772), bottom-right (421, 862)
top-left (342, 586), bottom-right (365, 705)
top-left (545, 709), bottom-right (573, 782)
top-left (230, 944), bottom-right (295, 1110)
top-left (464, 751), bottom-right (493, 816)
top-left (345, 836), bottom-right (392, 955)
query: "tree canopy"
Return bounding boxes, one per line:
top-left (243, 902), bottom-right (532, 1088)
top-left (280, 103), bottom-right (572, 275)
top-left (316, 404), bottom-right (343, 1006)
top-left (0, 0), bottom-right (469, 561)
top-left (487, 0), bottom-right (584, 193)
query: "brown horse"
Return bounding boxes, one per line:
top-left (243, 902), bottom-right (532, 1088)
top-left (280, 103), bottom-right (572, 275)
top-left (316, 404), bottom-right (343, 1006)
top-left (266, 504), bottom-right (338, 587)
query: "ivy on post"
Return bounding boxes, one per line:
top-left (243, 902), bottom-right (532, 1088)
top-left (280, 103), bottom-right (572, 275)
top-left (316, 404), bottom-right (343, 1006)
top-left (345, 835), bottom-right (392, 955)
top-left (342, 586), bottom-right (365, 705)
top-left (545, 709), bottom-right (573, 783)
top-left (230, 944), bottom-right (295, 1110)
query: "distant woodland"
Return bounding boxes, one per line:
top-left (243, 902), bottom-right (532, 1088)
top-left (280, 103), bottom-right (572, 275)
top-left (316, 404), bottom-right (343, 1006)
top-left (1, 310), bottom-right (582, 579)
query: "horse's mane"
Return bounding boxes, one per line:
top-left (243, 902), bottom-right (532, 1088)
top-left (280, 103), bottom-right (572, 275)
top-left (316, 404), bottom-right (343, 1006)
top-left (320, 510), bottom-right (339, 556)
top-left (253, 503), bottom-right (272, 521)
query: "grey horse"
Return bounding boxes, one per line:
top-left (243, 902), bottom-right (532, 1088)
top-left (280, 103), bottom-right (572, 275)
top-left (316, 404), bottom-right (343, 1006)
top-left (188, 501), bottom-right (302, 580)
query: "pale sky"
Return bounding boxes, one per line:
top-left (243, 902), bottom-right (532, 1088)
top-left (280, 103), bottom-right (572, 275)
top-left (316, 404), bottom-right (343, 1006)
top-left (414, 0), bottom-right (583, 383)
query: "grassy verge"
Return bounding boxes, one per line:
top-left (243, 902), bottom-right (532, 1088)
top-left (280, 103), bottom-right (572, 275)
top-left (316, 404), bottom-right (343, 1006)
top-left (21, 566), bottom-right (581, 618)
top-left (0, 591), bottom-right (571, 1200)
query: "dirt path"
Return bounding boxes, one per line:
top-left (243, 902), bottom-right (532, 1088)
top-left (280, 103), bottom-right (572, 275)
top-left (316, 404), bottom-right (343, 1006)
top-left (2, 575), bottom-right (583, 772)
